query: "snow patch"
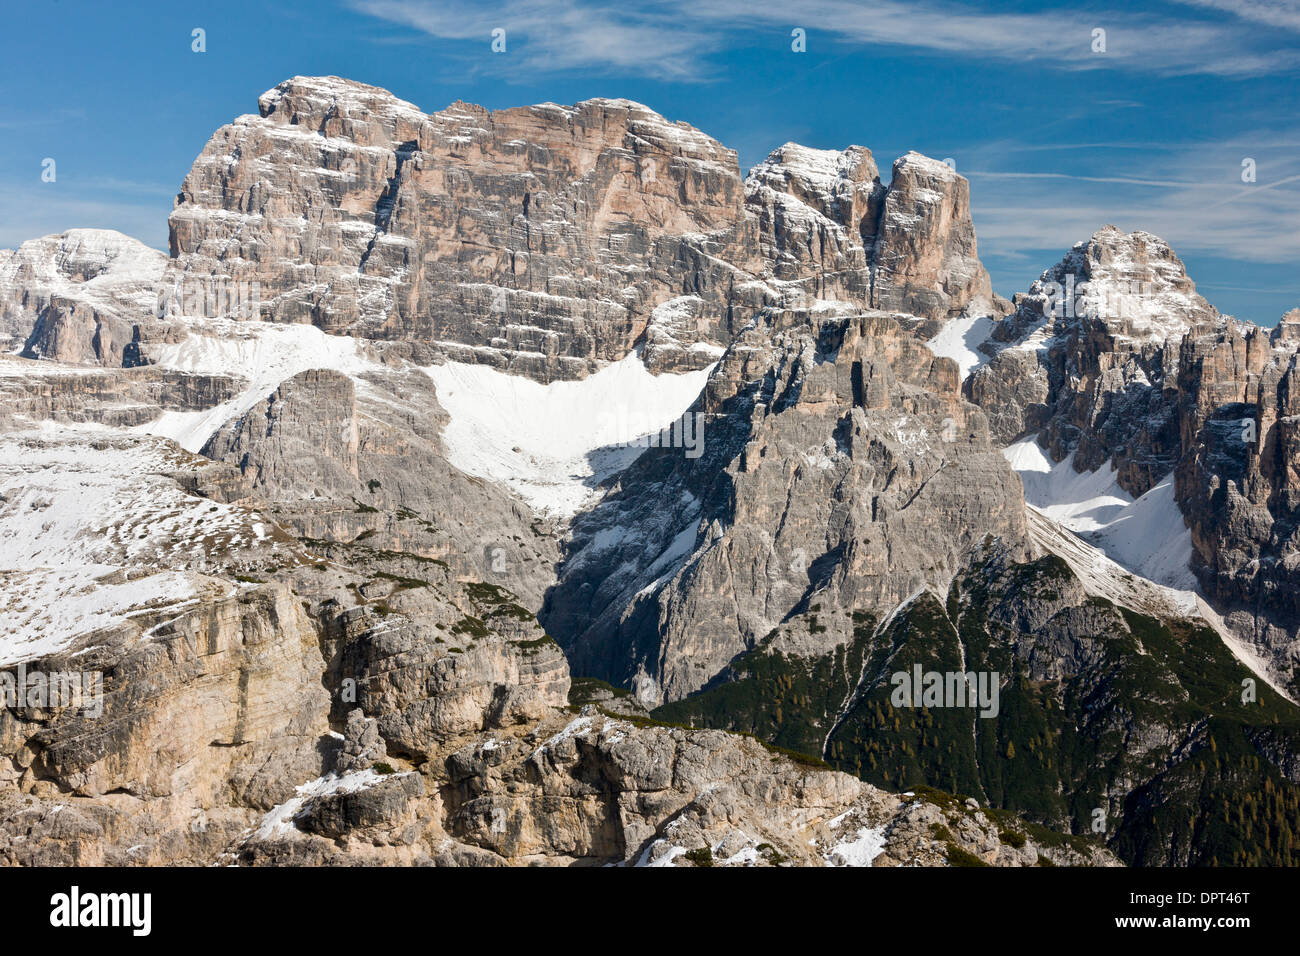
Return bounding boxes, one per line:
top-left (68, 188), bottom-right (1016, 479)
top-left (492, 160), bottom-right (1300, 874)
top-left (1006, 439), bottom-right (1194, 590)
top-left (137, 319), bottom-right (381, 452)
top-left (824, 825), bottom-right (887, 867)
top-left (425, 352), bottom-right (712, 517)
top-left (249, 768), bottom-right (403, 841)
top-left (926, 312), bottom-right (996, 382)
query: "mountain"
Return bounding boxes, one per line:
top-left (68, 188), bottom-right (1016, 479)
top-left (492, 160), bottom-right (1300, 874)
top-left (1, 75), bottom-right (1297, 867)
top-left (0, 229), bottom-right (166, 364)
top-left (966, 227), bottom-right (1300, 700)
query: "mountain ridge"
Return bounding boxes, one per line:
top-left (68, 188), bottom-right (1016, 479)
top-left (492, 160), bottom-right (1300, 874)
top-left (1, 75), bottom-right (1298, 867)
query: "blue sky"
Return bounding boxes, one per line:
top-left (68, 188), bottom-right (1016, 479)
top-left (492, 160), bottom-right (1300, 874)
top-left (2, 0), bottom-right (1297, 324)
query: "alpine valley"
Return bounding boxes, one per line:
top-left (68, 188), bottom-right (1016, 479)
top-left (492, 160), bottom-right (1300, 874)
top-left (2, 76), bottom-right (1297, 868)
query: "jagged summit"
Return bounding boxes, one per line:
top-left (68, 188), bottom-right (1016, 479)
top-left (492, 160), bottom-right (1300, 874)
top-left (257, 74), bottom-right (427, 121)
top-left (749, 142), bottom-right (878, 181)
top-left (3, 76), bottom-right (1006, 385)
top-left (891, 150), bottom-right (960, 181)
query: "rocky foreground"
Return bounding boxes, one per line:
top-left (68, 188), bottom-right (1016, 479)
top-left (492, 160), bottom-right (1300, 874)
top-left (0, 433), bottom-right (1099, 865)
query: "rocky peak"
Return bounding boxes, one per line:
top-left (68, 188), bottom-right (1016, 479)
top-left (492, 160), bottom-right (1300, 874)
top-left (0, 229), bottom-right (166, 364)
top-left (1272, 307), bottom-right (1300, 346)
top-left (167, 77), bottom-right (756, 382)
top-left (746, 142), bottom-right (881, 230)
top-left (993, 226), bottom-right (1216, 350)
top-left (255, 74), bottom-right (428, 143)
top-left (159, 77), bottom-right (1009, 382)
top-left (871, 152), bottom-right (998, 320)
top-left (744, 143), bottom-right (884, 304)
top-left (967, 226), bottom-right (1218, 490)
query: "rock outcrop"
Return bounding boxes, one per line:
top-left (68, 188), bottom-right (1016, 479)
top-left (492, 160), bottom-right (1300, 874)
top-left (1175, 312), bottom-right (1300, 694)
top-left (199, 362), bottom-right (560, 609)
top-left (0, 230), bottom-right (166, 365)
top-left (871, 152), bottom-right (1003, 320)
top-left (543, 304), bottom-right (1030, 704)
top-left (967, 226), bottom-right (1217, 495)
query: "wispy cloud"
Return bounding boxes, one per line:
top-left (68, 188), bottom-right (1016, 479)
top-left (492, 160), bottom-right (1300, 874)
top-left (352, 0), bottom-right (720, 80)
top-left (967, 171), bottom-right (1211, 188)
top-left (1168, 0), bottom-right (1300, 31)
top-left (966, 132), bottom-right (1300, 285)
top-left (350, 0), bottom-right (1300, 80)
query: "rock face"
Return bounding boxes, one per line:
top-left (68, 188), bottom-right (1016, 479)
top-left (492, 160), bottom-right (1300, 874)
top-left (161, 76), bottom-right (1000, 383)
top-left (318, 575), bottom-right (572, 754)
top-left (0, 356), bottom-right (236, 431)
top-left (1175, 313), bottom-right (1300, 694)
top-left (871, 153), bottom-right (1002, 320)
top-left (0, 425), bottom-right (1080, 867)
top-left (543, 305), bottom-right (1030, 705)
top-left (745, 143), bottom-right (883, 305)
top-left (967, 226), bottom-right (1217, 495)
top-left (199, 363), bottom-right (560, 610)
top-left (0, 230), bottom-right (167, 365)
top-left (166, 77), bottom-right (759, 381)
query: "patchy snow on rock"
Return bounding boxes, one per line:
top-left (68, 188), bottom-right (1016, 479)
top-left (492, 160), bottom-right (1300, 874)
top-left (823, 825), bottom-right (887, 867)
top-left (0, 229), bottom-right (166, 316)
top-left (0, 425), bottom-right (291, 664)
top-left (425, 351), bottom-right (713, 517)
top-left (248, 768), bottom-right (404, 841)
top-left (137, 319), bottom-right (381, 452)
top-left (634, 839), bottom-right (688, 867)
top-left (1005, 438), bottom-right (1194, 590)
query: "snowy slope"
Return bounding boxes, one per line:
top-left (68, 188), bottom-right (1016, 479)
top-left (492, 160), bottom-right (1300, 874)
top-left (1005, 437), bottom-right (1195, 590)
top-left (925, 311), bottom-right (996, 381)
top-left (1026, 505), bottom-right (1294, 702)
top-left (1008, 437), bottom-right (1293, 699)
top-left (0, 425), bottom-right (298, 664)
top-left (425, 352), bottom-right (713, 517)
top-left (137, 319), bottom-right (382, 452)
top-left (1024, 505), bottom-right (1196, 621)
top-left (0, 230), bottom-right (166, 318)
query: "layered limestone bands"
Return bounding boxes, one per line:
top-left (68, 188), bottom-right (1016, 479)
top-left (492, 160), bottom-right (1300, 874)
top-left (160, 76), bottom-right (999, 382)
top-left (544, 308), bottom-right (1029, 705)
